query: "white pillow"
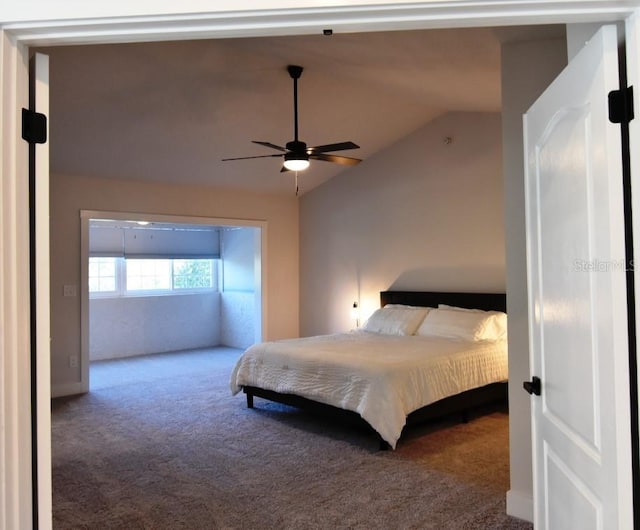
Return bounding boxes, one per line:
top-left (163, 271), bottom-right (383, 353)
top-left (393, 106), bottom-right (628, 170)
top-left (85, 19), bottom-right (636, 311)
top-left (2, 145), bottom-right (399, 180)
top-left (363, 306), bottom-right (429, 336)
top-left (417, 308), bottom-right (505, 341)
top-left (438, 304), bottom-right (508, 339)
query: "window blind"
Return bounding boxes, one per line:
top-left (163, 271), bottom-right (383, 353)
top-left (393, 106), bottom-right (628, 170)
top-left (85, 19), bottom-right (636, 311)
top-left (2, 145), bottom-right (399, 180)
top-left (89, 225), bottom-right (220, 259)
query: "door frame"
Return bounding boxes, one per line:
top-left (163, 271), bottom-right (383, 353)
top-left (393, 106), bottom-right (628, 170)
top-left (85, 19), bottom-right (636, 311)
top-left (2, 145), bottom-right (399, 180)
top-left (2, 2), bottom-right (640, 529)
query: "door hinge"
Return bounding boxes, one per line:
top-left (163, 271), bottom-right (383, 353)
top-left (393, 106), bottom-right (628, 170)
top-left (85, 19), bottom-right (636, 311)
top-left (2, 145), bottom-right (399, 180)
top-left (523, 376), bottom-right (541, 396)
top-left (609, 86), bottom-right (634, 124)
top-left (21, 108), bottom-right (47, 144)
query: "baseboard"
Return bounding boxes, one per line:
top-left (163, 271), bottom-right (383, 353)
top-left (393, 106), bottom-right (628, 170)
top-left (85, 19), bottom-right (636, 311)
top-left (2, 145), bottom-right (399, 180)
top-left (506, 489), bottom-right (534, 523)
top-left (51, 381), bottom-right (87, 398)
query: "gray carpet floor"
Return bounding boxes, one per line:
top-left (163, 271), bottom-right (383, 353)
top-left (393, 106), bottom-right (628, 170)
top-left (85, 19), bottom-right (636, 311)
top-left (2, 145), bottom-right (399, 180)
top-left (52, 347), bottom-right (533, 529)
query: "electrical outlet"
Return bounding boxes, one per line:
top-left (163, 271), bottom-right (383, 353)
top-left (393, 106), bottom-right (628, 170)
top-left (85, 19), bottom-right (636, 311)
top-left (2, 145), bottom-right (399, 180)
top-left (63, 285), bottom-right (77, 297)
top-left (69, 355), bottom-right (79, 368)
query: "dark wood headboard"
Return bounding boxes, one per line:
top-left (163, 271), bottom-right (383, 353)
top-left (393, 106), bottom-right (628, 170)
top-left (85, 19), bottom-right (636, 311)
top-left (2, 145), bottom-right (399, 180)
top-left (380, 291), bottom-right (506, 313)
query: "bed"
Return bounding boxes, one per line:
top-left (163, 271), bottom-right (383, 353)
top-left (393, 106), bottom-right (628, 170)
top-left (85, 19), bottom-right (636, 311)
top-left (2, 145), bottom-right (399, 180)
top-left (230, 291), bottom-right (508, 449)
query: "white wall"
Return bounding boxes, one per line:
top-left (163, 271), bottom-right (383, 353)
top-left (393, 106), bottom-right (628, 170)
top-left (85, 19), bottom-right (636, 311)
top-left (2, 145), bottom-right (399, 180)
top-left (566, 23), bottom-right (602, 60)
top-left (90, 292), bottom-right (221, 360)
top-left (220, 292), bottom-right (255, 349)
top-left (299, 111), bottom-right (504, 336)
top-left (50, 173), bottom-right (299, 395)
top-left (222, 227), bottom-right (256, 290)
top-left (221, 227), bottom-right (259, 349)
top-left (501, 36), bottom-right (567, 521)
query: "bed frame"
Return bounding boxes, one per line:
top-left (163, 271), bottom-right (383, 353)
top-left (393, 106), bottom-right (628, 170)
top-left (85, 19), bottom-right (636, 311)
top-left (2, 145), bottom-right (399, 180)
top-left (243, 290), bottom-right (508, 448)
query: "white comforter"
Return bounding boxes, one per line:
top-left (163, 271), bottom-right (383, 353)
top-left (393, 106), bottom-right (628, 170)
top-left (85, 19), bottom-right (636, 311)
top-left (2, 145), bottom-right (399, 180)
top-left (230, 331), bottom-right (508, 448)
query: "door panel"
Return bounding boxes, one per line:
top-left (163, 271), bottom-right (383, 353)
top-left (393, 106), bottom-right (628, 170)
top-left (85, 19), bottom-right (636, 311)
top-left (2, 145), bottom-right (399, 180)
top-left (537, 105), bottom-right (600, 455)
top-left (546, 446), bottom-right (601, 530)
top-left (524, 25), bottom-right (633, 529)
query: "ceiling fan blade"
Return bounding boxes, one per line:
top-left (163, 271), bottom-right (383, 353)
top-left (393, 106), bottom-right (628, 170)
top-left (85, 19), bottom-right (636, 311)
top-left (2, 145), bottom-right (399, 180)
top-left (308, 141), bottom-right (360, 154)
top-left (252, 141), bottom-right (287, 152)
top-left (310, 153), bottom-right (362, 166)
top-left (221, 154), bottom-right (284, 161)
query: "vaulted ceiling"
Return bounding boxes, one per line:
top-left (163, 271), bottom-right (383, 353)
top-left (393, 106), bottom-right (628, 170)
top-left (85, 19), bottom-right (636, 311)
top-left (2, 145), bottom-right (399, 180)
top-left (39, 25), bottom-right (564, 195)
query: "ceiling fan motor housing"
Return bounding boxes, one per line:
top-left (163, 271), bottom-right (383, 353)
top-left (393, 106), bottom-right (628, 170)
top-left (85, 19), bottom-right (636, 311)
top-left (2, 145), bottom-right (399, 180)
top-left (285, 140), bottom-right (308, 155)
top-left (283, 140), bottom-right (310, 171)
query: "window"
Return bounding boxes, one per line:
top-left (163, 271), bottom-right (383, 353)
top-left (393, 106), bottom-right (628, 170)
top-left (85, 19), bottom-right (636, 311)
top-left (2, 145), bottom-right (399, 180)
top-left (126, 259), bottom-right (172, 291)
top-left (88, 257), bottom-right (117, 293)
top-left (89, 257), bottom-right (217, 297)
top-left (173, 259), bottom-right (214, 289)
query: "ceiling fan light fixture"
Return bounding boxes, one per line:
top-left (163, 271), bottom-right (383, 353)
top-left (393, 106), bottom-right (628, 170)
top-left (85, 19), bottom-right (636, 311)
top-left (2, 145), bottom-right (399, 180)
top-left (283, 153), bottom-right (310, 171)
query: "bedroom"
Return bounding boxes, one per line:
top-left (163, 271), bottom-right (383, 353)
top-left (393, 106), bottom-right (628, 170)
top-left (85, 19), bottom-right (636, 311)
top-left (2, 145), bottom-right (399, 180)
top-left (13, 0), bottom-right (624, 516)
top-left (38, 22), bottom-right (570, 520)
top-left (38, 24), bottom-right (570, 523)
top-left (4, 3), bottom-right (640, 530)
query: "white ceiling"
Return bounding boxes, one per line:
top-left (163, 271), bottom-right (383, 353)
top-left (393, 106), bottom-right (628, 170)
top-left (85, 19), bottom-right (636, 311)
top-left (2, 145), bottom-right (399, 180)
top-left (40, 25), bottom-right (564, 195)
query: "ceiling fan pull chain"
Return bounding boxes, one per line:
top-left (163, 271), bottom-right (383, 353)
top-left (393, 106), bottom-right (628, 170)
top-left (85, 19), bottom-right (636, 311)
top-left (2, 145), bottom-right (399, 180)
top-left (295, 171), bottom-right (299, 196)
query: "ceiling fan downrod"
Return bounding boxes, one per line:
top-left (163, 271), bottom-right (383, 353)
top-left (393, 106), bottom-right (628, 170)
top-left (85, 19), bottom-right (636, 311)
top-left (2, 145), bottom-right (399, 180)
top-left (288, 65), bottom-right (303, 144)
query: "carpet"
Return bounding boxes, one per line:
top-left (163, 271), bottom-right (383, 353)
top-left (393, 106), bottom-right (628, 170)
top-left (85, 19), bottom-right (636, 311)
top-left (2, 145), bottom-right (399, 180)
top-left (52, 348), bottom-right (532, 529)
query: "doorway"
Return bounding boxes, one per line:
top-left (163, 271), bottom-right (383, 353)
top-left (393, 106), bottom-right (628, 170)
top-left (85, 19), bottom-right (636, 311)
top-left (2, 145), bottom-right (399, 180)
top-left (3, 4), bottom-right (640, 529)
top-left (80, 210), bottom-right (264, 393)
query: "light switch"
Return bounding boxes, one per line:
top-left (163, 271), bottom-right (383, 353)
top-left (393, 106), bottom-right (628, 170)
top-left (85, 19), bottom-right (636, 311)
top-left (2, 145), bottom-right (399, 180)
top-left (63, 285), bottom-right (77, 297)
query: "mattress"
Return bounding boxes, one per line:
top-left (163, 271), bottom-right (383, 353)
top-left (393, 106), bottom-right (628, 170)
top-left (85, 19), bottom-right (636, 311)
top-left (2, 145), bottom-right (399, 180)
top-left (230, 330), bottom-right (508, 448)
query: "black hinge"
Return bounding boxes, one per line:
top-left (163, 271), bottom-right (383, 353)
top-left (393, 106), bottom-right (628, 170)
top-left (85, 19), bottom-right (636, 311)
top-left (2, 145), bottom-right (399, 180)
top-left (21, 108), bottom-right (47, 144)
top-left (609, 86), bottom-right (634, 124)
top-left (523, 376), bottom-right (541, 396)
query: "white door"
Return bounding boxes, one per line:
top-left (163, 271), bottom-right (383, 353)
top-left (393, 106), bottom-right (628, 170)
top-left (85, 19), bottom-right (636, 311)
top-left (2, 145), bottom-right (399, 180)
top-left (29, 52), bottom-right (53, 530)
top-left (524, 25), bottom-right (634, 529)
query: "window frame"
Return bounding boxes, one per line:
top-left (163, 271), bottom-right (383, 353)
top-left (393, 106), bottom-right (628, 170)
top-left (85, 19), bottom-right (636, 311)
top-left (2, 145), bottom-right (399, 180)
top-left (88, 256), bottom-right (219, 299)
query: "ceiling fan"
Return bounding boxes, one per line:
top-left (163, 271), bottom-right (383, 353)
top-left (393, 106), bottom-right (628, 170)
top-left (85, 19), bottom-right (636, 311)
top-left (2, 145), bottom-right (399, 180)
top-left (222, 65), bottom-right (361, 172)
